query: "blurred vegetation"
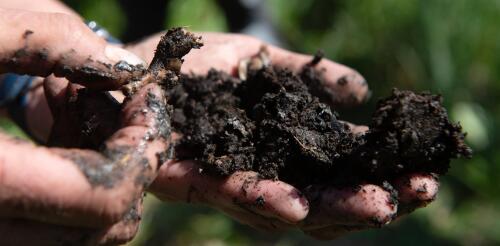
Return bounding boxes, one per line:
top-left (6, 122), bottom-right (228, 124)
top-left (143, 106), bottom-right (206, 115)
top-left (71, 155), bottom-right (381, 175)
top-left (1, 0), bottom-right (499, 245)
top-left (0, 118), bottom-right (27, 139)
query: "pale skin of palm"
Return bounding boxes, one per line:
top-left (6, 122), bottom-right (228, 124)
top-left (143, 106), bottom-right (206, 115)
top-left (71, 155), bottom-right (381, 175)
top-left (0, 0), bottom-right (439, 245)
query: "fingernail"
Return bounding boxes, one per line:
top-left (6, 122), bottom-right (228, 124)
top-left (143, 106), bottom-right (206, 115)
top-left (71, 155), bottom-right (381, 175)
top-left (284, 190), bottom-right (309, 223)
top-left (336, 73), bottom-right (366, 87)
top-left (414, 176), bottom-right (439, 201)
top-left (352, 185), bottom-right (397, 226)
top-left (105, 45), bottom-right (146, 67)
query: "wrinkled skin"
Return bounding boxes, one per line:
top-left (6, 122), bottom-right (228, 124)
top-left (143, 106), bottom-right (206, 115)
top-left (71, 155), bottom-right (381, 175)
top-left (0, 3), bottom-right (440, 245)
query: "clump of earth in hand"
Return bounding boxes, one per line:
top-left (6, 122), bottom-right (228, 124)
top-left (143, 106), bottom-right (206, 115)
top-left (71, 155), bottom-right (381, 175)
top-left (168, 52), bottom-right (472, 188)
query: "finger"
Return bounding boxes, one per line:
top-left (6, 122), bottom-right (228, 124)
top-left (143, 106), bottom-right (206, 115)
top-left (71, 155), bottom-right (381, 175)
top-left (0, 84), bottom-right (168, 227)
top-left (190, 33), bottom-right (369, 106)
top-left (304, 224), bottom-right (365, 241)
top-left (126, 32), bottom-right (368, 106)
top-left (43, 75), bottom-right (69, 121)
top-left (393, 173), bottom-right (439, 215)
top-left (268, 47), bottom-right (368, 106)
top-left (0, 199), bottom-right (142, 246)
top-left (149, 160), bottom-right (309, 224)
top-left (0, 9), bottom-right (145, 90)
top-left (43, 75), bottom-right (70, 117)
top-left (219, 206), bottom-right (292, 232)
top-left (216, 171), bottom-right (309, 224)
top-left (93, 198), bottom-right (144, 245)
top-left (21, 76), bottom-right (53, 142)
top-left (301, 184), bottom-right (397, 230)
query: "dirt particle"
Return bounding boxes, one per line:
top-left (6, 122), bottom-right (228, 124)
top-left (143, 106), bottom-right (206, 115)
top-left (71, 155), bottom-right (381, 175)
top-left (255, 196), bottom-right (266, 207)
top-left (22, 30), bottom-right (34, 39)
top-left (381, 181), bottom-right (399, 206)
top-left (33, 48), bottom-right (49, 61)
top-left (114, 60), bottom-right (135, 72)
top-left (309, 50), bottom-right (324, 66)
top-left (416, 184), bottom-right (428, 194)
top-left (122, 201), bottom-right (142, 222)
top-left (13, 48), bottom-right (28, 59)
top-left (337, 75), bottom-right (348, 86)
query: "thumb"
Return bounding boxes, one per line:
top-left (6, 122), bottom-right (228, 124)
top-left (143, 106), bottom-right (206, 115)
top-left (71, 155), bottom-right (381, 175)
top-left (0, 8), bottom-right (145, 90)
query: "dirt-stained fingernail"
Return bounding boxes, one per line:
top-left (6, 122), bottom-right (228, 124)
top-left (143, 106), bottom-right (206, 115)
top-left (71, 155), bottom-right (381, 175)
top-left (396, 173), bottom-right (439, 203)
top-left (284, 190), bottom-right (309, 223)
top-left (336, 73), bottom-right (366, 86)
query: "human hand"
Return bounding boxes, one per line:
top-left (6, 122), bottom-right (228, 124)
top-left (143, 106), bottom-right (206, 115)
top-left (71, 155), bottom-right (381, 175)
top-left (0, 9), bottom-right (168, 245)
top-left (0, 8), bottom-right (145, 90)
top-left (0, 83), bottom-right (168, 245)
top-left (128, 32), bottom-right (440, 239)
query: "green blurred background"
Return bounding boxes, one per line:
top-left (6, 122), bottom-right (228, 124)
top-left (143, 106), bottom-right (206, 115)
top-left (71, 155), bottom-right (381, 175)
top-left (2, 0), bottom-right (499, 245)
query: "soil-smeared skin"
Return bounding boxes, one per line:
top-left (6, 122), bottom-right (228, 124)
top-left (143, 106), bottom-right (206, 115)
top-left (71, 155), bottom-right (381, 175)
top-left (2, 29), bottom-right (147, 90)
top-left (48, 28), bottom-right (202, 188)
top-left (170, 65), bottom-right (472, 188)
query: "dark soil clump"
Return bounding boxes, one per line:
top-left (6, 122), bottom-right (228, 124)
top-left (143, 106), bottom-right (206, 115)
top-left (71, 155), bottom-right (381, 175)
top-left (169, 65), bottom-right (471, 188)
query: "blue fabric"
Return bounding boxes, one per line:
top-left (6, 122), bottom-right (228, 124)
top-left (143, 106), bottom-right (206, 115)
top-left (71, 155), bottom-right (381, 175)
top-left (0, 74), bottom-right (32, 107)
top-left (86, 21), bottom-right (123, 45)
top-left (0, 74), bottom-right (35, 140)
top-left (7, 75), bottom-right (34, 137)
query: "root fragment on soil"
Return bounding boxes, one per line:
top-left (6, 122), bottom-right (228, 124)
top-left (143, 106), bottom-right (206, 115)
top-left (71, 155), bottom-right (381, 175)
top-left (123, 27), bottom-right (203, 95)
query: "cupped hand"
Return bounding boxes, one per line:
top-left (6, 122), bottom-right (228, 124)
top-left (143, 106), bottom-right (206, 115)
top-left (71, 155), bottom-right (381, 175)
top-left (128, 32), bottom-right (440, 239)
top-left (0, 82), bottom-right (168, 245)
top-left (0, 9), bottom-right (168, 245)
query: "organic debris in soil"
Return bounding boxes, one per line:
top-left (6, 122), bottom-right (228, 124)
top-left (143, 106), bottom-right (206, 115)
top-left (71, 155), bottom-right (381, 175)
top-left (169, 64), bottom-right (472, 188)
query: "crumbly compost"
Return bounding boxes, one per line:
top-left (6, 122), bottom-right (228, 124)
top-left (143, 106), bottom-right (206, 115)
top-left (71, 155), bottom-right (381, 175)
top-left (169, 65), bottom-right (472, 188)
